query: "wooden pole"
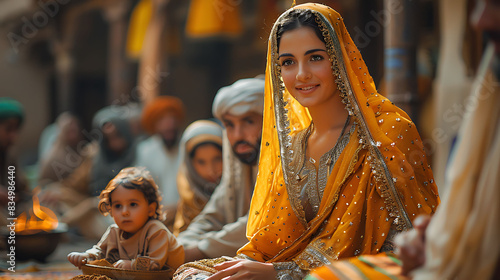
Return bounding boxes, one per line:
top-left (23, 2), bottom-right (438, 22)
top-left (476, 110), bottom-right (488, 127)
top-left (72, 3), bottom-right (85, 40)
top-left (54, 40), bottom-right (75, 115)
top-left (53, 0), bottom-right (116, 113)
top-left (137, 0), bottom-right (170, 105)
top-left (103, 0), bottom-right (132, 105)
top-left (384, 0), bottom-right (418, 121)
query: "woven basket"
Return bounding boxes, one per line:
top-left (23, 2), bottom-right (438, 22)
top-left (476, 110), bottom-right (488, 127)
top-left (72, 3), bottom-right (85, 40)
top-left (81, 264), bottom-right (173, 280)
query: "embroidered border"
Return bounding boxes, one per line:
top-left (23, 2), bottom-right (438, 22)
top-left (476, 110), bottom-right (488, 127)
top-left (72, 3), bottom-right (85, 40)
top-left (293, 239), bottom-right (334, 270)
top-left (270, 10), bottom-right (306, 227)
top-left (312, 12), bottom-right (411, 230)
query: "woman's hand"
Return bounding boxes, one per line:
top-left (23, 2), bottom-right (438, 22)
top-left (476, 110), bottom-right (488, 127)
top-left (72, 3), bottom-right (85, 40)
top-left (67, 252), bottom-right (90, 269)
top-left (395, 215), bottom-right (431, 276)
top-left (114, 260), bottom-right (132, 269)
top-left (207, 259), bottom-right (277, 280)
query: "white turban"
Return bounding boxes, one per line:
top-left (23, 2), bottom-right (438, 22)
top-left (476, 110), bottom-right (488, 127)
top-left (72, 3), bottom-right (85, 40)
top-left (212, 78), bottom-right (265, 120)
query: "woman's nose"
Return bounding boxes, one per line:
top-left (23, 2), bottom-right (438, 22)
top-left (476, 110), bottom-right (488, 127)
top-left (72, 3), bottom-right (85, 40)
top-left (209, 165), bottom-right (220, 179)
top-left (296, 64), bottom-right (312, 82)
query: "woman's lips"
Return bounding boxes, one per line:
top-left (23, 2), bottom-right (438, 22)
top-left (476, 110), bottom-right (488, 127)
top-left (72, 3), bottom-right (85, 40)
top-left (296, 84), bottom-right (319, 94)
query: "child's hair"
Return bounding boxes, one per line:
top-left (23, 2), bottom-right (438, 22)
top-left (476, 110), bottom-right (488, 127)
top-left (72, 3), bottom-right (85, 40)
top-left (97, 167), bottom-right (164, 221)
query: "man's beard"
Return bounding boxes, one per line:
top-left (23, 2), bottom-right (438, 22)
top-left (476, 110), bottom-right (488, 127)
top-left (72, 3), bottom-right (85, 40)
top-left (162, 138), bottom-right (177, 149)
top-left (161, 130), bottom-right (178, 149)
top-left (232, 138), bottom-right (261, 165)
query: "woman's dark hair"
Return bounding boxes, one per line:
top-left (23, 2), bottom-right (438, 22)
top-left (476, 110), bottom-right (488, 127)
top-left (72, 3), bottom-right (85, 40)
top-left (276, 9), bottom-right (326, 49)
top-left (189, 141), bottom-right (223, 159)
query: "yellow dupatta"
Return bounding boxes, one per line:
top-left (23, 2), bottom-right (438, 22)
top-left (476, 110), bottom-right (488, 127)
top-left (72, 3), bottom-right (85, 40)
top-left (238, 3), bottom-right (439, 270)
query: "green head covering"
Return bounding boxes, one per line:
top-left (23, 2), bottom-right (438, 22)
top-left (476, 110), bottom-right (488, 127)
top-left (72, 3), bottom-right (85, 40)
top-left (0, 98), bottom-right (24, 124)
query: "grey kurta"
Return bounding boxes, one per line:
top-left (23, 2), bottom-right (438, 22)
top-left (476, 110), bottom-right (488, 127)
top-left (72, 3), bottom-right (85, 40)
top-left (86, 219), bottom-right (184, 270)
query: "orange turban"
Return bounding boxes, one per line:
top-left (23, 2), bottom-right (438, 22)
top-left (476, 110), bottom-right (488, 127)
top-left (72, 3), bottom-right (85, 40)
top-left (141, 96), bottom-right (185, 135)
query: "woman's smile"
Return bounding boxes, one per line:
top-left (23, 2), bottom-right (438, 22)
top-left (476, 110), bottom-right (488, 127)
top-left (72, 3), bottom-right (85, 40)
top-left (295, 84), bottom-right (320, 94)
top-left (278, 26), bottom-right (338, 109)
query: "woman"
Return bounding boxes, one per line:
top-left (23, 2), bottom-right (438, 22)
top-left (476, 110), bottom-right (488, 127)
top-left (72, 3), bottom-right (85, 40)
top-left (173, 120), bottom-right (223, 235)
top-left (89, 117), bottom-right (137, 195)
top-left (174, 3), bottom-right (439, 280)
top-left (38, 112), bottom-right (85, 186)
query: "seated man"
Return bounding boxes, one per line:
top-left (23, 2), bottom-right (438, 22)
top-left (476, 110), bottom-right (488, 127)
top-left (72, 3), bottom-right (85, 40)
top-left (0, 98), bottom-right (29, 225)
top-left (136, 96), bottom-right (185, 228)
top-left (178, 78), bottom-right (265, 262)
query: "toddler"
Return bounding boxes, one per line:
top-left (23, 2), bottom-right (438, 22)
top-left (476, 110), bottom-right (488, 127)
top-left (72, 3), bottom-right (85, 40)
top-left (68, 167), bottom-right (184, 271)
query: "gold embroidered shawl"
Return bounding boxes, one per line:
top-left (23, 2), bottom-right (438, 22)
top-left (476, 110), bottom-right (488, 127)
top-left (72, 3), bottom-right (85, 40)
top-left (238, 3), bottom-right (439, 270)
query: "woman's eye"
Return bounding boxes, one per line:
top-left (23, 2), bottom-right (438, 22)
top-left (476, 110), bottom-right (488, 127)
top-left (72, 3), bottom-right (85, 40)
top-left (114, 204), bottom-right (121, 209)
top-left (131, 203), bottom-right (137, 207)
top-left (281, 59), bottom-right (294, 66)
top-left (311, 55), bottom-right (324, 61)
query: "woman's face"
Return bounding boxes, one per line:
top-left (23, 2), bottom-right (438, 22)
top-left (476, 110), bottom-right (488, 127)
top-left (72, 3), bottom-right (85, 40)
top-left (278, 26), bottom-right (337, 108)
top-left (191, 143), bottom-right (223, 184)
top-left (102, 122), bottom-right (128, 154)
top-left (62, 119), bottom-right (83, 147)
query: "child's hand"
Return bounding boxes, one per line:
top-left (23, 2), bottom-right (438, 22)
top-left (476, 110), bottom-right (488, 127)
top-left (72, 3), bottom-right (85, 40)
top-left (67, 252), bottom-right (90, 269)
top-left (114, 260), bottom-right (132, 269)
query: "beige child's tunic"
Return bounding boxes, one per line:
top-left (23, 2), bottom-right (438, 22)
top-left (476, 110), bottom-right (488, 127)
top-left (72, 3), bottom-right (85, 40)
top-left (86, 219), bottom-right (184, 270)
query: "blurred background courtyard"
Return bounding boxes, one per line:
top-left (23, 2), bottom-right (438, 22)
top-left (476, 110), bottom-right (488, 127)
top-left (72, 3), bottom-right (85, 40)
top-left (0, 0), bottom-right (490, 277)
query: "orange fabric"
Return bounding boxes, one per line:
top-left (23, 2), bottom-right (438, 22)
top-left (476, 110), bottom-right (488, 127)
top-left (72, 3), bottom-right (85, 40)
top-left (307, 253), bottom-right (409, 280)
top-left (238, 3), bottom-right (439, 269)
top-left (141, 96), bottom-right (185, 135)
top-left (185, 0), bottom-right (242, 38)
top-left (126, 0), bottom-right (153, 59)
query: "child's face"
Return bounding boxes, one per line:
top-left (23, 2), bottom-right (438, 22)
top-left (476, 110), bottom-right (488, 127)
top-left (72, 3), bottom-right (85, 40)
top-left (191, 143), bottom-right (223, 184)
top-left (109, 185), bottom-right (156, 235)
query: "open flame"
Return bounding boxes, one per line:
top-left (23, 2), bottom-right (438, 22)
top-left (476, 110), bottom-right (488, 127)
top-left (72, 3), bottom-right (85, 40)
top-left (15, 188), bottom-right (59, 234)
